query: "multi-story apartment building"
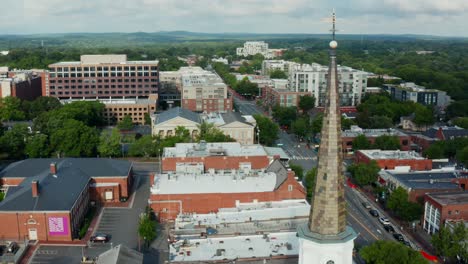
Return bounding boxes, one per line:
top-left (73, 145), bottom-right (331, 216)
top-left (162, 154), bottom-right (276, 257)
top-left (180, 67), bottom-right (232, 112)
top-left (288, 63), bottom-right (368, 106)
top-left (236, 41), bottom-right (285, 59)
top-left (383, 82), bottom-right (451, 109)
top-left (261, 60), bottom-right (297, 76)
top-left (47, 55), bottom-right (159, 99)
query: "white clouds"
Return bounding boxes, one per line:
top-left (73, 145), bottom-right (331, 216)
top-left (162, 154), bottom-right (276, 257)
top-left (0, 0), bottom-right (467, 36)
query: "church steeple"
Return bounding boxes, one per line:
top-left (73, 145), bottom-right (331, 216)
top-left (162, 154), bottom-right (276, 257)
top-left (307, 8), bottom-right (346, 236)
top-left (297, 10), bottom-right (357, 264)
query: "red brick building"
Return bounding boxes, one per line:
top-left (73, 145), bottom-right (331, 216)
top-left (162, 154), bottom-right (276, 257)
top-left (149, 160), bottom-right (305, 221)
top-left (423, 192), bottom-right (468, 234)
top-left (262, 86), bottom-right (311, 108)
top-left (0, 71), bottom-right (43, 100)
top-left (355, 149), bottom-right (432, 171)
top-left (0, 158), bottom-right (133, 242)
top-left (342, 126), bottom-right (412, 153)
top-left (46, 55), bottom-right (159, 99)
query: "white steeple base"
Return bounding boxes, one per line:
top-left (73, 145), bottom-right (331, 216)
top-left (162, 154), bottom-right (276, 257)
top-left (297, 224), bottom-right (357, 264)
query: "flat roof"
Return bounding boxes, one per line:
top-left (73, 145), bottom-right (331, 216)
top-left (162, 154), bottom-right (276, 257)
top-left (163, 142), bottom-right (267, 158)
top-left (170, 232), bottom-right (298, 262)
top-left (175, 200), bottom-right (309, 229)
top-left (428, 191), bottom-right (468, 206)
top-left (151, 171), bottom-right (277, 195)
top-left (342, 126), bottom-right (408, 138)
top-left (358, 149), bottom-right (425, 160)
top-left (381, 170), bottom-right (461, 190)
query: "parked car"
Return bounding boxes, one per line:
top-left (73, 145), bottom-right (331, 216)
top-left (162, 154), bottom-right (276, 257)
top-left (379, 217), bottom-right (391, 225)
top-left (90, 233), bottom-right (110, 243)
top-left (393, 233), bottom-right (404, 241)
top-left (361, 202), bottom-right (371, 209)
top-left (384, 225), bottom-right (396, 233)
top-left (206, 227), bottom-right (218, 235)
top-left (369, 209), bottom-right (379, 217)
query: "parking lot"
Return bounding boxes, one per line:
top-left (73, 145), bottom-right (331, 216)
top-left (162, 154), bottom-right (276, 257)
top-left (30, 245), bottom-right (109, 264)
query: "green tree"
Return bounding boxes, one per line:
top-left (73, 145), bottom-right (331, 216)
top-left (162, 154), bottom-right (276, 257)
top-left (369, 115), bottom-right (393, 128)
top-left (291, 118), bottom-right (310, 138)
top-left (352, 134), bottom-right (372, 151)
top-left (269, 69), bottom-right (288, 79)
top-left (341, 117), bottom-right (356, 130)
top-left (413, 105), bottom-right (434, 127)
top-left (373, 135), bottom-right (401, 150)
top-left (456, 145), bottom-right (468, 167)
top-left (28, 96), bottom-right (62, 119)
top-left (452, 117), bottom-right (468, 129)
top-left (423, 141), bottom-right (446, 159)
top-left (298, 95), bottom-right (315, 113)
top-left (347, 161), bottom-right (380, 186)
top-left (144, 113), bottom-right (151, 125)
top-left (236, 78), bottom-right (259, 98)
top-left (129, 135), bottom-right (159, 157)
top-left (98, 128), bottom-right (122, 157)
top-left (0, 96), bottom-right (26, 121)
top-left (311, 114), bottom-right (323, 135)
top-left (289, 163), bottom-right (304, 180)
top-left (253, 114), bottom-right (279, 146)
top-left (197, 122), bottom-right (235, 143)
top-left (60, 101), bottom-right (105, 127)
top-left (25, 134), bottom-right (50, 158)
top-left (0, 124), bottom-right (29, 159)
top-left (117, 115), bottom-right (134, 130)
top-left (272, 106), bottom-right (297, 127)
top-left (387, 187), bottom-right (423, 221)
top-left (138, 213), bottom-right (156, 248)
top-left (360, 240), bottom-right (427, 264)
top-left (50, 119), bottom-right (99, 157)
top-left (304, 168), bottom-right (317, 201)
top-left (432, 223), bottom-right (468, 262)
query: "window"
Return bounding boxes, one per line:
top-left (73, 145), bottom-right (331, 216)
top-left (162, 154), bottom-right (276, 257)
top-left (288, 185), bottom-right (293, 192)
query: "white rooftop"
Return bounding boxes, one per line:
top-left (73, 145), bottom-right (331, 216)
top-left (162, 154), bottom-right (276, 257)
top-left (342, 126), bottom-right (407, 137)
top-left (358, 149), bottom-right (425, 160)
top-left (151, 170), bottom-right (277, 195)
top-left (170, 232), bottom-right (298, 262)
top-left (175, 199), bottom-right (309, 229)
top-left (163, 142), bottom-right (267, 158)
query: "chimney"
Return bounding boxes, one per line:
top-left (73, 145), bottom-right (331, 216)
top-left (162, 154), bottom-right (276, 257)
top-left (32, 180), bottom-right (39, 197)
top-left (50, 162), bottom-right (57, 174)
top-left (273, 154), bottom-right (281, 160)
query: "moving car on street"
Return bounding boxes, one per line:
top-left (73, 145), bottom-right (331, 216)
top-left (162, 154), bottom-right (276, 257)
top-left (90, 233), bottom-right (111, 243)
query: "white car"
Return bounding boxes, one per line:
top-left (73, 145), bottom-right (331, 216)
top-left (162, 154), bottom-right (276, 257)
top-left (379, 217), bottom-right (390, 225)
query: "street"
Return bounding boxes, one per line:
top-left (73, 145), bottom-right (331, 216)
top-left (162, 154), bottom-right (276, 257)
top-left (234, 98), bottom-right (394, 249)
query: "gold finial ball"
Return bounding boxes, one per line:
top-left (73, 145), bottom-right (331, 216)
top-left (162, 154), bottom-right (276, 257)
top-left (329, 40), bottom-right (338, 49)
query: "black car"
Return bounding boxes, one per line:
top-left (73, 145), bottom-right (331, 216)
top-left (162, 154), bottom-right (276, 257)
top-left (393, 233), bottom-right (404, 241)
top-left (369, 209), bottom-right (379, 217)
top-left (90, 233), bottom-right (111, 243)
top-left (384, 225), bottom-right (395, 233)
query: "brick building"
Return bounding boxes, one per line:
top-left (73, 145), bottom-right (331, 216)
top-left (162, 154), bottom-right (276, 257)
top-left (378, 168), bottom-right (467, 203)
top-left (423, 126), bottom-right (468, 140)
top-left (342, 126), bottom-right (412, 153)
top-left (149, 159), bottom-right (305, 221)
top-left (47, 55), bottom-right (159, 99)
top-left (161, 142), bottom-right (280, 173)
top-left (262, 86), bottom-right (311, 108)
top-left (355, 149), bottom-right (432, 171)
top-left (179, 67), bottom-right (232, 112)
top-left (423, 192), bottom-right (468, 234)
top-left (0, 158), bottom-right (132, 242)
top-left (0, 71), bottom-right (43, 100)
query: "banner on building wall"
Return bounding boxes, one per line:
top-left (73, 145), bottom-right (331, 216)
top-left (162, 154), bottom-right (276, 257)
top-left (48, 216), bottom-right (69, 236)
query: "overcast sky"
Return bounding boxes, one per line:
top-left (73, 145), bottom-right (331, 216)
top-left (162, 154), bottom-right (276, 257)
top-left (1, 0), bottom-right (468, 36)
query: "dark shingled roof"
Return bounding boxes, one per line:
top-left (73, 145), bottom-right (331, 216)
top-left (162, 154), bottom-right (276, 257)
top-left (155, 107), bottom-right (200, 125)
top-left (266, 159), bottom-right (289, 189)
top-left (220, 112), bottom-right (252, 126)
top-left (0, 158), bottom-right (131, 212)
top-left (423, 126), bottom-right (468, 140)
top-left (96, 244), bottom-right (143, 264)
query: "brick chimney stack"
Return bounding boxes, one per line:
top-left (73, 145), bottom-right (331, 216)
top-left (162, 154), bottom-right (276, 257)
top-left (32, 180), bottom-right (39, 197)
top-left (50, 162), bottom-right (57, 174)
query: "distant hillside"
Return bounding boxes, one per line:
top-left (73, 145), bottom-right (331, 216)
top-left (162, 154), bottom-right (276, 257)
top-left (0, 31), bottom-right (466, 49)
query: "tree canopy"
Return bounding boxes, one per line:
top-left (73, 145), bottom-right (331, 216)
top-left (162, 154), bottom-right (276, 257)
top-left (298, 95), bottom-right (315, 113)
top-left (431, 222), bottom-right (468, 262)
top-left (386, 187), bottom-right (423, 221)
top-left (360, 240), bottom-right (427, 264)
top-left (347, 161), bottom-right (381, 186)
top-left (117, 115), bottom-right (134, 130)
top-left (269, 69), bottom-right (288, 79)
top-left (253, 114), bottom-right (279, 146)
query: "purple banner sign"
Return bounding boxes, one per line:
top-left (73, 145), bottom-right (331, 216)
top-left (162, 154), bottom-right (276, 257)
top-left (48, 216), bottom-right (69, 236)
